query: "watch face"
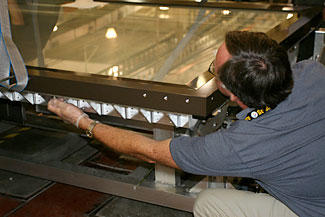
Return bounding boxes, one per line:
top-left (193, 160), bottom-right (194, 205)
top-left (86, 131), bottom-right (93, 138)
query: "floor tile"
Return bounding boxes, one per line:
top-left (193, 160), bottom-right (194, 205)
top-left (0, 195), bottom-right (21, 216)
top-left (8, 183), bottom-right (111, 217)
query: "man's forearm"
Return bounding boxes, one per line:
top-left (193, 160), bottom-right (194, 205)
top-left (47, 98), bottom-right (179, 169)
top-left (79, 117), bottom-right (180, 169)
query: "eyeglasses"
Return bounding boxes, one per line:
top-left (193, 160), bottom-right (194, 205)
top-left (208, 60), bottom-right (216, 76)
top-left (208, 59), bottom-right (228, 90)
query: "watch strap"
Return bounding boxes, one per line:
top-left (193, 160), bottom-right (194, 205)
top-left (86, 120), bottom-right (99, 138)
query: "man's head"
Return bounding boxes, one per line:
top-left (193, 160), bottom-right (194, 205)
top-left (214, 31), bottom-right (293, 109)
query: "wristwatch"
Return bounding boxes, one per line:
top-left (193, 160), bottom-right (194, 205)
top-left (86, 120), bottom-right (99, 138)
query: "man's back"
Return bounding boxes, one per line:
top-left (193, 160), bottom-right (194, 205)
top-left (247, 60), bottom-right (325, 216)
top-left (170, 60), bottom-right (325, 216)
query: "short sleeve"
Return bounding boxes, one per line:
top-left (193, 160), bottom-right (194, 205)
top-left (170, 128), bottom-right (253, 177)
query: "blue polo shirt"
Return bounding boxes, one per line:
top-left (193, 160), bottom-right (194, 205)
top-left (170, 60), bottom-right (325, 217)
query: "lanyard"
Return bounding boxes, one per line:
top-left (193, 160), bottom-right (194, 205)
top-left (245, 106), bottom-right (271, 121)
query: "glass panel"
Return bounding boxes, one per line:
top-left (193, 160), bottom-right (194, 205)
top-left (10, 1), bottom-right (294, 86)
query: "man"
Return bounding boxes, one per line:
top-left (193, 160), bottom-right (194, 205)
top-left (48, 31), bottom-right (325, 217)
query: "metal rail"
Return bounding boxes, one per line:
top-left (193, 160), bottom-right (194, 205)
top-left (0, 155), bottom-right (195, 212)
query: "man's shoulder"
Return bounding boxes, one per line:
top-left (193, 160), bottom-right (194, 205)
top-left (293, 60), bottom-right (325, 74)
top-left (287, 60), bottom-right (325, 119)
top-left (291, 60), bottom-right (325, 87)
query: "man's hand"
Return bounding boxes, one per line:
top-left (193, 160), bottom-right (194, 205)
top-left (48, 98), bottom-right (85, 126)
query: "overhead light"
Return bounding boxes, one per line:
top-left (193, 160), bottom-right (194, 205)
top-left (53, 25), bottom-right (58, 32)
top-left (112, 66), bottom-right (118, 73)
top-left (105, 28), bottom-right (117, 39)
top-left (62, 0), bottom-right (107, 9)
top-left (195, 0), bottom-right (202, 2)
top-left (159, 6), bottom-right (169, 11)
top-left (286, 13), bottom-right (294, 19)
top-left (107, 65), bottom-right (123, 77)
top-left (108, 66), bottom-right (118, 75)
top-left (222, 10), bottom-right (231, 15)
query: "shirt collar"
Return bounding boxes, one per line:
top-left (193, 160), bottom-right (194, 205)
top-left (236, 108), bottom-right (254, 120)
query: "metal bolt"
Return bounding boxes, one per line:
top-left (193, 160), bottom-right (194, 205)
top-left (211, 97), bottom-right (214, 101)
top-left (163, 96), bottom-right (168, 101)
top-left (143, 93), bottom-right (147, 98)
top-left (185, 98), bottom-right (190, 103)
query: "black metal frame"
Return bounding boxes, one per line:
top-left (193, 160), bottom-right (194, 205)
top-left (26, 67), bottom-right (226, 119)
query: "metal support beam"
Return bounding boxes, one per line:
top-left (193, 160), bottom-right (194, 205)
top-left (153, 128), bottom-right (176, 186)
top-left (314, 28), bottom-right (325, 64)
